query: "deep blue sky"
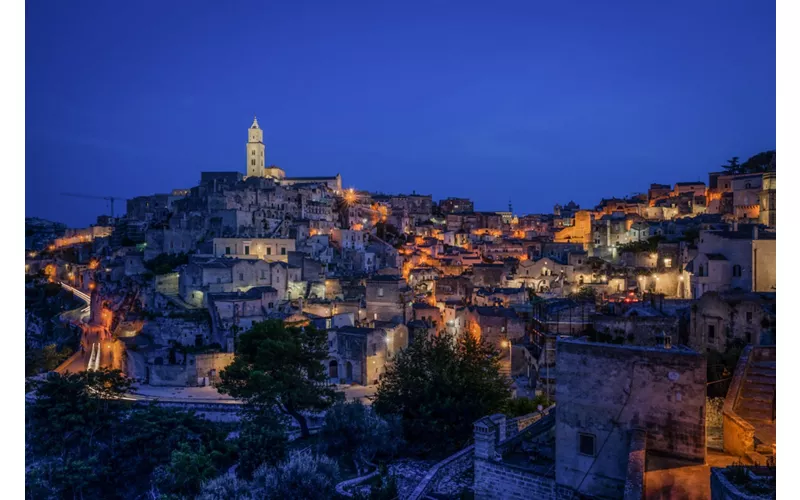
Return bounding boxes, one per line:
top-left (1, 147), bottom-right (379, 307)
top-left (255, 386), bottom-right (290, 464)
top-left (26, 0), bottom-right (775, 228)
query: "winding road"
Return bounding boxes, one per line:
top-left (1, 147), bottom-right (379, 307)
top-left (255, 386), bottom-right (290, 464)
top-left (55, 282), bottom-right (117, 373)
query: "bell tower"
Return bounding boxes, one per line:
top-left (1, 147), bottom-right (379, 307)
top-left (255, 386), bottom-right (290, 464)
top-left (246, 116), bottom-right (265, 178)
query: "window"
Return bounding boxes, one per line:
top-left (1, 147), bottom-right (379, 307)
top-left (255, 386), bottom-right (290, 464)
top-left (746, 312), bottom-right (753, 323)
top-left (708, 325), bottom-right (716, 341)
top-left (268, 302), bottom-right (274, 308)
top-left (217, 277), bottom-right (221, 284)
top-left (251, 150), bottom-right (255, 156)
top-left (261, 270), bottom-right (266, 279)
top-left (267, 247), bottom-right (272, 255)
top-left (733, 265), bottom-right (742, 277)
top-left (251, 159), bottom-right (256, 166)
top-left (244, 245), bottom-right (250, 255)
top-left (238, 273), bottom-right (244, 281)
top-left (225, 247), bottom-right (231, 255)
top-left (281, 247), bottom-right (286, 255)
top-left (579, 433), bottom-right (596, 457)
top-left (698, 264), bottom-right (705, 277)
top-left (377, 287), bottom-right (384, 297)
top-left (663, 258), bottom-right (672, 268)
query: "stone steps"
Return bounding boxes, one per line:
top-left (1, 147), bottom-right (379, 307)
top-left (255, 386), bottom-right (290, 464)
top-left (748, 366), bottom-right (776, 377)
top-left (744, 374), bottom-right (776, 386)
top-left (737, 407), bottom-right (774, 421)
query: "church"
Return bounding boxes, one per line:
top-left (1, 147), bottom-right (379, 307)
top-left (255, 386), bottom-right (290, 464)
top-left (244, 117), bottom-right (342, 192)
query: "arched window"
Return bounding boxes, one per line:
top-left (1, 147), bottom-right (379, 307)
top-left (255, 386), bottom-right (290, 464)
top-left (733, 264), bottom-right (742, 277)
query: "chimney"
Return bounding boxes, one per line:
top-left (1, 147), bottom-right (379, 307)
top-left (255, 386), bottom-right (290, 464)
top-left (753, 226), bottom-right (759, 240)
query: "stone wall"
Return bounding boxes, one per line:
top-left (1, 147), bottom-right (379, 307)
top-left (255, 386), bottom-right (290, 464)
top-left (710, 467), bottom-right (773, 500)
top-left (195, 352), bottom-right (234, 383)
top-left (141, 316), bottom-right (212, 347)
top-left (623, 428), bottom-right (646, 500)
top-left (474, 460), bottom-right (572, 500)
top-left (555, 339), bottom-right (706, 498)
top-left (154, 272), bottom-right (179, 295)
top-left (593, 315), bottom-right (679, 346)
top-left (149, 364), bottom-right (192, 386)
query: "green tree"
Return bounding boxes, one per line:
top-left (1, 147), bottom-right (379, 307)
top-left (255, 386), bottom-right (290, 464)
top-left (249, 450), bottom-right (341, 500)
top-left (197, 474), bottom-right (253, 500)
top-left (144, 252), bottom-right (189, 275)
top-left (722, 156), bottom-right (742, 175)
top-left (217, 320), bottom-right (339, 438)
top-left (26, 372), bottom-right (235, 500)
top-left (152, 443), bottom-right (218, 497)
top-left (25, 343), bottom-right (73, 376)
top-left (27, 369), bottom-right (131, 458)
top-left (741, 150), bottom-right (775, 173)
top-left (236, 412), bottom-right (288, 479)
top-left (373, 332), bottom-right (511, 455)
top-left (320, 400), bottom-right (403, 474)
top-left (503, 395), bottom-right (552, 417)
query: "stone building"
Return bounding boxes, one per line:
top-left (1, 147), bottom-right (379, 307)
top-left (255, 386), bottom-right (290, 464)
top-left (439, 197), bottom-right (474, 214)
top-left (472, 286), bottom-right (527, 307)
top-left (471, 339), bottom-right (705, 500)
top-left (759, 170), bottom-right (776, 228)
top-left (554, 339), bottom-right (706, 498)
top-left (435, 275), bottom-right (473, 303)
top-left (179, 257), bottom-right (301, 307)
top-left (466, 306), bottom-right (526, 350)
top-left (207, 286), bottom-right (279, 348)
top-left (688, 291), bottom-right (776, 353)
top-left (365, 275), bottom-right (410, 323)
top-left (470, 263), bottom-right (507, 288)
top-left (326, 323), bottom-right (408, 385)
top-left (553, 210), bottom-right (592, 246)
top-left (686, 225), bottom-right (776, 298)
top-left (212, 237), bottom-right (296, 263)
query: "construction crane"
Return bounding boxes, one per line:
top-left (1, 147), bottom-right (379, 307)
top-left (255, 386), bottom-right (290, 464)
top-left (61, 192), bottom-right (124, 218)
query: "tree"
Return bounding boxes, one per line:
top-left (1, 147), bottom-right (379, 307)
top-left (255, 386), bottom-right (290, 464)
top-left (373, 331), bottom-right (511, 455)
top-left (27, 369), bottom-right (131, 458)
top-left (197, 474), bottom-right (253, 500)
top-left (741, 150), bottom-right (775, 173)
top-left (252, 450), bottom-right (341, 500)
top-left (320, 400), bottom-right (403, 474)
top-left (152, 443), bottom-right (218, 498)
top-left (217, 320), bottom-right (340, 438)
top-left (144, 252), bottom-right (189, 275)
top-left (568, 286), bottom-right (596, 302)
top-left (25, 343), bottom-right (73, 377)
top-left (722, 156), bottom-right (742, 175)
top-left (198, 451), bottom-right (341, 500)
top-left (27, 372), bottom-right (235, 499)
top-left (503, 395), bottom-right (552, 417)
top-left (236, 412), bottom-right (288, 479)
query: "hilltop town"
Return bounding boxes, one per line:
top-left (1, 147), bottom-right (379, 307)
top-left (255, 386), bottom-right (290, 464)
top-left (25, 119), bottom-right (777, 499)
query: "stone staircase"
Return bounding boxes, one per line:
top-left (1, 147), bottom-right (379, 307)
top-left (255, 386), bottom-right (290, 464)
top-left (733, 350), bottom-right (776, 465)
top-left (735, 360), bottom-right (776, 422)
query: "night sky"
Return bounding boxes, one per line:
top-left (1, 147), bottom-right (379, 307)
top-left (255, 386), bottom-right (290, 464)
top-left (26, 0), bottom-right (775, 228)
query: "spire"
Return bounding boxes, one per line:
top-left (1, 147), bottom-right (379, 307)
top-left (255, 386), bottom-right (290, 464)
top-left (251, 116), bottom-right (260, 129)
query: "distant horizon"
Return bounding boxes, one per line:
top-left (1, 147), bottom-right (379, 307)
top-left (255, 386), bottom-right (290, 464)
top-left (26, 147), bottom-right (774, 230)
